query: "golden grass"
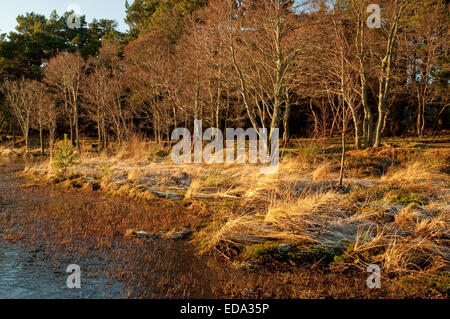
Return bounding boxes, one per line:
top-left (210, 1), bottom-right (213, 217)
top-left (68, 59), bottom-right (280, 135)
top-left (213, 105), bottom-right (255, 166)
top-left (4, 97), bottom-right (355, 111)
top-left (185, 179), bottom-right (202, 200)
top-left (382, 237), bottom-right (447, 273)
top-left (413, 214), bottom-right (449, 239)
top-left (200, 213), bottom-right (316, 254)
top-left (115, 133), bottom-right (155, 160)
top-left (394, 204), bottom-right (423, 229)
top-left (265, 191), bottom-right (342, 231)
top-left (127, 167), bottom-right (144, 183)
top-left (312, 161), bottom-right (331, 183)
top-left (382, 162), bottom-right (434, 183)
top-left (15, 140), bottom-right (450, 276)
top-left (381, 157), bottom-right (449, 185)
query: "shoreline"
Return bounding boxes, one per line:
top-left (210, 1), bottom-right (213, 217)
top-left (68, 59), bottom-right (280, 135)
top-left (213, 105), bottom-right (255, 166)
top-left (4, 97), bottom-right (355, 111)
top-left (1, 139), bottom-right (449, 298)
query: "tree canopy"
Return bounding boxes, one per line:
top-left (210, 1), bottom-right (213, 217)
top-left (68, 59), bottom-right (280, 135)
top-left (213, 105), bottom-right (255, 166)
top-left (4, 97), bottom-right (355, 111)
top-left (0, 0), bottom-right (448, 152)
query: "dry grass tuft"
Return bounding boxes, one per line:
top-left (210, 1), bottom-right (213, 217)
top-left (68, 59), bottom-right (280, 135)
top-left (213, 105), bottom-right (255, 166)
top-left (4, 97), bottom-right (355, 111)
top-left (185, 179), bottom-right (202, 200)
top-left (413, 214), bottom-right (449, 239)
top-left (202, 213), bottom-right (315, 254)
top-left (382, 237), bottom-right (447, 273)
top-left (202, 191), bottom-right (347, 253)
top-left (312, 162), bottom-right (331, 183)
top-left (394, 204), bottom-right (422, 229)
top-left (127, 167), bottom-right (144, 183)
top-left (382, 160), bottom-right (448, 185)
top-left (115, 133), bottom-right (154, 160)
top-left (265, 191), bottom-right (342, 231)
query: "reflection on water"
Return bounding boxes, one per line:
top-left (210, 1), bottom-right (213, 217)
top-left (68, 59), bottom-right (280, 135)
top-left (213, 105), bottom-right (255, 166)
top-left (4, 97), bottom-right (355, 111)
top-left (0, 159), bottom-right (128, 299)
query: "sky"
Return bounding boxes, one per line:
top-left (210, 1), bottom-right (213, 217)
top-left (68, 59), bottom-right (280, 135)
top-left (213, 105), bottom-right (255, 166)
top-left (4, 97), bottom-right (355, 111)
top-left (0, 0), bottom-right (129, 34)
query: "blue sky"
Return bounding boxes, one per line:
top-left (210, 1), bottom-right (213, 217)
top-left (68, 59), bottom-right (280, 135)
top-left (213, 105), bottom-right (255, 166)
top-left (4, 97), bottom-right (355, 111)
top-left (0, 0), bottom-right (129, 34)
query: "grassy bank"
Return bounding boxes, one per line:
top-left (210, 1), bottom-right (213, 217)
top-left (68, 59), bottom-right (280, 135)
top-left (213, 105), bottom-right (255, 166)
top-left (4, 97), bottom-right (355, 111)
top-left (3, 135), bottom-right (450, 298)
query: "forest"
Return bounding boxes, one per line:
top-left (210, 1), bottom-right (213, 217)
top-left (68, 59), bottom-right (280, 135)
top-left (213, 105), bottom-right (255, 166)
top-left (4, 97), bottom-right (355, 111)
top-left (0, 0), bottom-right (448, 153)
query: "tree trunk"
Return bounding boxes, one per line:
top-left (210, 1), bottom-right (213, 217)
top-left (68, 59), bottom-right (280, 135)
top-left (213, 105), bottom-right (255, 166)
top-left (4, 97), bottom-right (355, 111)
top-left (49, 125), bottom-right (56, 160)
top-left (309, 100), bottom-right (319, 138)
top-left (419, 94), bottom-right (426, 137)
top-left (194, 80), bottom-right (201, 121)
top-left (283, 92), bottom-right (291, 143)
top-left (374, 96), bottom-right (386, 147)
top-left (339, 98), bottom-right (347, 188)
top-left (116, 122), bottom-right (122, 147)
top-left (24, 130), bottom-right (29, 152)
top-left (270, 97), bottom-right (282, 148)
top-left (373, 17), bottom-right (399, 147)
top-left (339, 128), bottom-right (346, 188)
top-left (361, 74), bottom-right (373, 148)
top-left (97, 123), bottom-right (102, 152)
top-left (363, 106), bottom-right (374, 148)
top-left (353, 118), bottom-right (362, 150)
top-left (69, 117), bottom-right (74, 147)
top-left (39, 120), bottom-right (44, 155)
top-left (374, 74), bottom-right (390, 147)
top-left (230, 44), bottom-right (261, 134)
top-left (75, 103), bottom-right (80, 153)
top-left (101, 116), bottom-right (107, 150)
top-left (216, 83), bottom-right (221, 131)
top-left (357, 17), bottom-right (372, 149)
top-left (347, 100), bottom-right (362, 150)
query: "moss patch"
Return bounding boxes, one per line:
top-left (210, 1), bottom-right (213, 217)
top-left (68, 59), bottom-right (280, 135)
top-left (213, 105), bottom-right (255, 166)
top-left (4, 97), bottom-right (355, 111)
top-left (333, 241), bottom-right (380, 266)
top-left (396, 272), bottom-right (450, 297)
top-left (242, 242), bottom-right (280, 261)
top-left (203, 170), bottom-right (233, 189)
top-left (155, 149), bottom-right (170, 158)
top-left (384, 188), bottom-right (426, 206)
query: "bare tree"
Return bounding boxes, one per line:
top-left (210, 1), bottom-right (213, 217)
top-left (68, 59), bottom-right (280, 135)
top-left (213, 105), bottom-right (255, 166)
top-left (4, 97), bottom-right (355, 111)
top-left (44, 52), bottom-right (85, 153)
top-left (125, 32), bottom-right (174, 144)
top-left (84, 64), bottom-right (109, 151)
top-left (320, 5), bottom-right (364, 149)
top-left (106, 69), bottom-right (129, 147)
top-left (224, 0), bottom-right (314, 145)
top-left (403, 0), bottom-right (448, 137)
top-left (371, 0), bottom-right (408, 147)
top-left (30, 81), bottom-right (54, 155)
top-left (1, 78), bottom-right (34, 151)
